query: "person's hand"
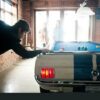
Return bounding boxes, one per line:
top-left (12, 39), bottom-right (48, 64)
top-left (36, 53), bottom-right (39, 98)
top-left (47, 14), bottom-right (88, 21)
top-left (41, 49), bottom-right (49, 54)
top-left (41, 49), bottom-right (53, 54)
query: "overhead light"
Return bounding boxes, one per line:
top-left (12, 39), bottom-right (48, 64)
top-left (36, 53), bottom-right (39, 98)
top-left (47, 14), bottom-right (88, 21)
top-left (76, 0), bottom-right (95, 16)
top-left (76, 6), bottom-right (95, 16)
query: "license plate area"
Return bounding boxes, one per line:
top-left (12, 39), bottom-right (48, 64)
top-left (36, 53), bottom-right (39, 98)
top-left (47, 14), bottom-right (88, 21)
top-left (86, 86), bottom-right (100, 92)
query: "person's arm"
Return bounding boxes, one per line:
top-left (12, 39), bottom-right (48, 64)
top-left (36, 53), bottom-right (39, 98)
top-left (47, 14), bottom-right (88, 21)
top-left (12, 42), bottom-right (42, 59)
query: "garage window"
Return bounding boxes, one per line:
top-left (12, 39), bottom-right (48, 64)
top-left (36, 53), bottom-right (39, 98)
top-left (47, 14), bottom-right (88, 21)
top-left (0, 0), bottom-right (17, 25)
top-left (35, 10), bottom-right (94, 49)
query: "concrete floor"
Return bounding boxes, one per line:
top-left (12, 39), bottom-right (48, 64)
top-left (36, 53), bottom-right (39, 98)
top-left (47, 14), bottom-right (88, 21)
top-left (0, 57), bottom-right (40, 93)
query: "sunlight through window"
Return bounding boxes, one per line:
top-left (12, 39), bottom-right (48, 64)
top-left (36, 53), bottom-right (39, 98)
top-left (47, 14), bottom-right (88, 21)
top-left (63, 11), bottom-right (76, 42)
top-left (35, 10), bottom-right (94, 49)
top-left (0, 0), bottom-right (17, 25)
top-left (77, 15), bottom-right (89, 41)
top-left (36, 11), bottom-right (47, 49)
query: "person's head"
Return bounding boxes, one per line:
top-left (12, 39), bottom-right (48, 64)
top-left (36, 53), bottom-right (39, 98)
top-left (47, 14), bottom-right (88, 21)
top-left (13, 19), bottom-right (30, 39)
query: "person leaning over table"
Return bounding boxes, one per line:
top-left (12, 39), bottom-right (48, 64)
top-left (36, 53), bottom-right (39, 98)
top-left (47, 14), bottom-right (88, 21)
top-left (0, 19), bottom-right (48, 59)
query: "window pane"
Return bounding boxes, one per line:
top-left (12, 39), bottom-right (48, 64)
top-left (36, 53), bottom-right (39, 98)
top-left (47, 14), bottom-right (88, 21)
top-left (5, 12), bottom-right (12, 25)
top-left (36, 11), bottom-right (47, 49)
top-left (63, 11), bottom-right (76, 42)
top-left (77, 15), bottom-right (89, 41)
top-left (1, 10), bottom-right (5, 21)
top-left (1, 0), bottom-right (4, 9)
top-left (5, 1), bottom-right (12, 13)
top-left (48, 11), bottom-right (60, 33)
top-left (48, 11), bottom-right (61, 49)
top-left (12, 15), bottom-right (17, 25)
top-left (12, 6), bottom-right (17, 15)
top-left (0, 0), bottom-right (17, 25)
top-left (12, 6), bottom-right (17, 24)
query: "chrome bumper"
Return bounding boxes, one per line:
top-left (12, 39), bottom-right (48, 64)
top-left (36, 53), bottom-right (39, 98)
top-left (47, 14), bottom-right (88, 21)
top-left (35, 76), bottom-right (100, 87)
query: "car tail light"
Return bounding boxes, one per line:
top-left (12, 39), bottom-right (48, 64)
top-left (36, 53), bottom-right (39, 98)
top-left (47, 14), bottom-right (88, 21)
top-left (41, 68), bottom-right (55, 79)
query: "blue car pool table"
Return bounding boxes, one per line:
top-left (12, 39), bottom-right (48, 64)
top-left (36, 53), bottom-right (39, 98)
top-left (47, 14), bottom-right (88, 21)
top-left (35, 41), bottom-right (100, 92)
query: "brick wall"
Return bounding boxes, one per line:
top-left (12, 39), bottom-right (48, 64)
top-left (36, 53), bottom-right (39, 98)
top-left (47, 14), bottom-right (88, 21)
top-left (22, 0), bottom-right (34, 47)
top-left (32, 0), bottom-right (98, 8)
top-left (94, 0), bottom-right (100, 42)
top-left (17, 0), bottom-right (23, 19)
top-left (95, 20), bottom-right (100, 42)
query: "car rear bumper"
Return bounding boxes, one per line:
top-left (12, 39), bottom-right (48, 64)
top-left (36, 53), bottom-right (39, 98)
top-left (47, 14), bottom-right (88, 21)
top-left (35, 76), bottom-right (100, 87)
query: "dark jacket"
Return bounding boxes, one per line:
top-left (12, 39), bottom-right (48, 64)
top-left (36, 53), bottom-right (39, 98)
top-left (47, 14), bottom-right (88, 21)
top-left (0, 20), bottom-right (42, 58)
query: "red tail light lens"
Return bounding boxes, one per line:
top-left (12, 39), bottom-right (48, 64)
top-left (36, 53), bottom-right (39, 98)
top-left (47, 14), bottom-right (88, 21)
top-left (41, 68), bottom-right (45, 78)
top-left (41, 68), bottom-right (55, 79)
top-left (49, 68), bottom-right (54, 78)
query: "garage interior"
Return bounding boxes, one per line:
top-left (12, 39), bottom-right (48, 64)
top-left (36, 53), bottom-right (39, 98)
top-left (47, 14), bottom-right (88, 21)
top-left (0, 0), bottom-right (100, 93)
